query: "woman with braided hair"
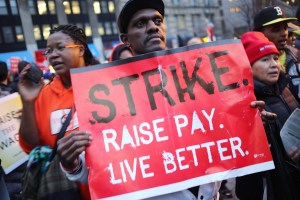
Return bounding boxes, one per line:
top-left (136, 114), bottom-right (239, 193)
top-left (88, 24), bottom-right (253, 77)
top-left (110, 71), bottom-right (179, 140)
top-left (18, 24), bottom-right (92, 199)
top-left (49, 24), bottom-right (98, 66)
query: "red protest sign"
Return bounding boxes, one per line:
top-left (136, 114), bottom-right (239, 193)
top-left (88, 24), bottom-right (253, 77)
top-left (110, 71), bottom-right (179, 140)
top-left (34, 50), bottom-right (49, 70)
top-left (9, 57), bottom-right (20, 73)
top-left (71, 40), bottom-right (274, 200)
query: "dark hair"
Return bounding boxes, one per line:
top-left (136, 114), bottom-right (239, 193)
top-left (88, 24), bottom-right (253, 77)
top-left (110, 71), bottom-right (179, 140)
top-left (0, 61), bottom-right (8, 82)
top-left (49, 24), bottom-right (96, 65)
top-left (109, 44), bottom-right (133, 61)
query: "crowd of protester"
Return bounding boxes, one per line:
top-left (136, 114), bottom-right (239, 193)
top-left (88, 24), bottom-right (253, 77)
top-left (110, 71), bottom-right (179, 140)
top-left (1, 0), bottom-right (300, 200)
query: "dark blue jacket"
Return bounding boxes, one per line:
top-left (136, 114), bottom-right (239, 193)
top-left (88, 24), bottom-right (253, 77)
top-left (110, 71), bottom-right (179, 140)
top-left (236, 72), bottom-right (300, 200)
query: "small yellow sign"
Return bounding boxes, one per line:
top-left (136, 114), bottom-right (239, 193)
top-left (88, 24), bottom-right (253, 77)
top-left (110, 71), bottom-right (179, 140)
top-left (0, 93), bottom-right (28, 174)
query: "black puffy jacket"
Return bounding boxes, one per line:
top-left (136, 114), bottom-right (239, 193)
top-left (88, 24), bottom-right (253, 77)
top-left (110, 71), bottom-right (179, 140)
top-left (236, 72), bottom-right (300, 200)
top-left (254, 72), bottom-right (299, 128)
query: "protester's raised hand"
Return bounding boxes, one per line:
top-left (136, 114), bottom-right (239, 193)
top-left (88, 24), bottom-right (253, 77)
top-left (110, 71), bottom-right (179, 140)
top-left (18, 64), bottom-right (44, 102)
top-left (250, 101), bottom-right (277, 123)
top-left (57, 131), bottom-right (92, 169)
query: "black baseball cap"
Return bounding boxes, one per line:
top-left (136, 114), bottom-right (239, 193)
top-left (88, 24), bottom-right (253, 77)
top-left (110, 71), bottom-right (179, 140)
top-left (117, 0), bottom-right (165, 33)
top-left (254, 6), bottom-right (297, 30)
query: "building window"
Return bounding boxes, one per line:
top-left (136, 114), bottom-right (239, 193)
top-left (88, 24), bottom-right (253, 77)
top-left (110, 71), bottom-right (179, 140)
top-left (176, 15), bottom-right (185, 29)
top-left (204, 0), bottom-right (212, 6)
top-left (205, 13), bottom-right (214, 23)
top-left (43, 25), bottom-right (51, 40)
top-left (220, 10), bottom-right (224, 16)
top-left (93, 1), bottom-right (101, 14)
top-left (37, 0), bottom-right (47, 15)
top-left (172, 0), bottom-right (179, 6)
top-left (105, 22), bottom-right (112, 35)
top-left (15, 26), bottom-right (24, 42)
top-left (167, 15), bottom-right (176, 29)
top-left (28, 0), bottom-right (36, 15)
top-left (230, 6), bottom-right (240, 13)
top-left (190, 0), bottom-right (196, 6)
top-left (85, 24), bottom-right (92, 37)
top-left (2, 26), bottom-right (14, 43)
top-left (48, 0), bottom-right (56, 14)
top-left (101, 1), bottom-right (108, 13)
top-left (34, 26), bottom-right (41, 40)
top-left (108, 1), bottom-right (115, 13)
top-left (10, 0), bottom-right (18, 15)
top-left (80, 1), bottom-right (87, 14)
top-left (112, 22), bottom-right (118, 34)
top-left (0, 0), bottom-right (8, 15)
top-left (72, 1), bottom-right (81, 14)
top-left (63, 1), bottom-right (71, 14)
top-left (192, 14), bottom-right (201, 30)
top-left (98, 23), bottom-right (104, 36)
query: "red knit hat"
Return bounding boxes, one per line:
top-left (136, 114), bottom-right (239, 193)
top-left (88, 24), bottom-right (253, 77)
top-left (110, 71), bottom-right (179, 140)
top-left (241, 31), bottom-right (280, 64)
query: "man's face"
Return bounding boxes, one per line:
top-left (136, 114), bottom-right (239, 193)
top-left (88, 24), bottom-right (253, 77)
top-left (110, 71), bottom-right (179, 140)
top-left (121, 8), bottom-right (166, 55)
top-left (261, 21), bottom-right (288, 51)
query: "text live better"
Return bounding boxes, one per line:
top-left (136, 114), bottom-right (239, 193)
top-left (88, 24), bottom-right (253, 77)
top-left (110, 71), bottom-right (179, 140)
top-left (101, 108), bottom-right (248, 184)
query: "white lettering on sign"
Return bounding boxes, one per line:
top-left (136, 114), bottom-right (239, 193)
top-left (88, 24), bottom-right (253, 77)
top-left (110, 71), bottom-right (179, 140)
top-left (102, 118), bottom-right (168, 152)
top-left (163, 137), bottom-right (246, 174)
top-left (100, 107), bottom-right (250, 185)
top-left (107, 155), bottom-right (154, 184)
top-left (174, 108), bottom-right (216, 137)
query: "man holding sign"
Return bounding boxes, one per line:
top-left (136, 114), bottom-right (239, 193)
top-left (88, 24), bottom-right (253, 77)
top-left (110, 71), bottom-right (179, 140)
top-left (58, 0), bottom-right (276, 199)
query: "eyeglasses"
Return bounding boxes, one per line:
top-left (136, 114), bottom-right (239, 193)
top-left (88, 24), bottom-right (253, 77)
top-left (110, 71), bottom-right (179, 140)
top-left (43, 45), bottom-right (81, 56)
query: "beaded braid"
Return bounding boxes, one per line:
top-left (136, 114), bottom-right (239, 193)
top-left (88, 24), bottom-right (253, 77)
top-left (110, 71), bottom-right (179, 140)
top-left (50, 24), bottom-right (96, 65)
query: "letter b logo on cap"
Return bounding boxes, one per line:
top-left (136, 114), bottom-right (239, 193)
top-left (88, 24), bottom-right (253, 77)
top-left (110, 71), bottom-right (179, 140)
top-left (274, 6), bottom-right (282, 16)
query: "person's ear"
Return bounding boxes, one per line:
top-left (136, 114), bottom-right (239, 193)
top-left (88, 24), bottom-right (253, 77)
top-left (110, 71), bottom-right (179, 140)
top-left (120, 33), bottom-right (130, 47)
top-left (79, 45), bottom-right (85, 57)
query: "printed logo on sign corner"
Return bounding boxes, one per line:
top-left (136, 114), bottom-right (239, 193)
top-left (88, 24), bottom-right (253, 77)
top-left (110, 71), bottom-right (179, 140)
top-left (50, 109), bottom-right (79, 135)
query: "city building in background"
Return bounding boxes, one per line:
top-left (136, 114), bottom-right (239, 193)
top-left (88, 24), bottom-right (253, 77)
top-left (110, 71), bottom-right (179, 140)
top-left (115, 0), bottom-right (225, 47)
top-left (0, 0), bottom-right (119, 67)
top-left (163, 0), bottom-right (224, 47)
top-left (0, 0), bottom-right (298, 71)
top-left (223, 0), bottom-right (299, 38)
